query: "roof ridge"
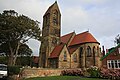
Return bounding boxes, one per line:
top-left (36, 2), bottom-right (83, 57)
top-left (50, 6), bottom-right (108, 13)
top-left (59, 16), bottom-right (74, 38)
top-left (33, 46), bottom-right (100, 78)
top-left (68, 46), bottom-right (79, 54)
top-left (100, 44), bottom-right (120, 61)
top-left (76, 31), bottom-right (89, 35)
top-left (61, 32), bottom-right (75, 37)
top-left (44, 1), bottom-right (59, 16)
top-left (69, 31), bottom-right (99, 46)
top-left (49, 43), bottom-right (65, 58)
top-left (100, 48), bottom-right (115, 61)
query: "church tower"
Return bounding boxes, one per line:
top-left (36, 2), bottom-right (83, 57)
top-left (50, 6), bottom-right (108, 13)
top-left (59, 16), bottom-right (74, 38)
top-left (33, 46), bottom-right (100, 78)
top-left (39, 1), bottom-right (61, 68)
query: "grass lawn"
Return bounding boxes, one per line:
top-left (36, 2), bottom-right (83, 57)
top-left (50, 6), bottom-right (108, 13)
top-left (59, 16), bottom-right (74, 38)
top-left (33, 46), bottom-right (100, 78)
top-left (24, 76), bottom-right (106, 80)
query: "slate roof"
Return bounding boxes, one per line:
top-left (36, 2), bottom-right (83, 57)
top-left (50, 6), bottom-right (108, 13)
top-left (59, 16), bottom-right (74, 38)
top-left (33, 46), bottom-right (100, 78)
top-left (70, 31), bottom-right (99, 46)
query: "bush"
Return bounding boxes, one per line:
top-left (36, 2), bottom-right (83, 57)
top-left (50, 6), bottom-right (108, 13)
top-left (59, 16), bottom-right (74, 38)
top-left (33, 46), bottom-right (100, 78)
top-left (87, 66), bottom-right (100, 78)
top-left (61, 69), bottom-right (84, 76)
top-left (8, 66), bottom-right (21, 76)
top-left (100, 68), bottom-right (120, 80)
top-left (16, 56), bottom-right (32, 66)
top-left (0, 56), bottom-right (7, 64)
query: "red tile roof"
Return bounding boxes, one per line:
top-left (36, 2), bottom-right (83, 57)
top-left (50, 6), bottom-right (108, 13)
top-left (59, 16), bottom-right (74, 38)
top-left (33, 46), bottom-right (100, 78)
top-left (100, 44), bottom-right (120, 61)
top-left (49, 43), bottom-right (65, 58)
top-left (61, 32), bottom-right (75, 44)
top-left (70, 31), bottom-right (99, 46)
top-left (68, 47), bottom-right (78, 54)
top-left (50, 31), bottom-right (99, 58)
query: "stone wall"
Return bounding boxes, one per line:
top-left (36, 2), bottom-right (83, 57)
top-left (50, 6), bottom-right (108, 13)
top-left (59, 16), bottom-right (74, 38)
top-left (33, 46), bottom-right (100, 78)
top-left (58, 45), bottom-right (70, 68)
top-left (71, 48), bottom-right (79, 68)
top-left (20, 68), bottom-right (63, 79)
top-left (79, 43), bottom-right (102, 68)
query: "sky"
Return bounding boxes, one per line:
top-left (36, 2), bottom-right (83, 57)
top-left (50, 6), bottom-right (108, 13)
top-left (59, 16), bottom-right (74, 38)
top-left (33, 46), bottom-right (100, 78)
top-left (0, 0), bottom-right (120, 56)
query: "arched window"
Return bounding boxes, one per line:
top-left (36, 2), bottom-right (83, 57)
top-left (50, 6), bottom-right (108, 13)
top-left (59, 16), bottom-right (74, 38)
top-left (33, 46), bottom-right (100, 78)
top-left (53, 10), bottom-right (58, 25)
top-left (87, 46), bottom-right (91, 57)
top-left (64, 51), bottom-right (67, 61)
top-left (44, 13), bottom-right (50, 25)
top-left (97, 46), bottom-right (99, 56)
top-left (79, 47), bottom-right (83, 67)
top-left (80, 47), bottom-right (83, 58)
top-left (93, 46), bottom-right (96, 56)
top-left (73, 53), bottom-right (77, 62)
top-left (93, 46), bottom-right (96, 66)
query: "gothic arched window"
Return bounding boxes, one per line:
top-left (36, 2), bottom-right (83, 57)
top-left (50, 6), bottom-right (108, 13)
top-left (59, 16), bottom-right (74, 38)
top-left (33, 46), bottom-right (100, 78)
top-left (79, 47), bottom-right (83, 67)
top-left (80, 47), bottom-right (83, 58)
top-left (97, 46), bottom-right (99, 56)
top-left (73, 53), bottom-right (77, 62)
top-left (44, 13), bottom-right (50, 26)
top-left (53, 10), bottom-right (58, 25)
top-left (93, 46), bottom-right (96, 56)
top-left (87, 46), bottom-right (91, 57)
top-left (93, 46), bottom-right (96, 66)
top-left (64, 51), bottom-right (67, 61)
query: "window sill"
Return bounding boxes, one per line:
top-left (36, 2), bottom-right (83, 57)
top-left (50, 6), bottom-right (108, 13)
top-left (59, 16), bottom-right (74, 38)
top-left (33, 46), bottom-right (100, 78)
top-left (63, 60), bottom-right (67, 62)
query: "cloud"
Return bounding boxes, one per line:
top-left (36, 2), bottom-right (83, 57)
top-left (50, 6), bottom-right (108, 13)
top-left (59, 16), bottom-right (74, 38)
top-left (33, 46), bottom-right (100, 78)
top-left (27, 39), bottom-right (40, 56)
top-left (61, 6), bottom-right (90, 34)
top-left (60, 0), bottom-right (120, 50)
top-left (0, 0), bottom-right (120, 55)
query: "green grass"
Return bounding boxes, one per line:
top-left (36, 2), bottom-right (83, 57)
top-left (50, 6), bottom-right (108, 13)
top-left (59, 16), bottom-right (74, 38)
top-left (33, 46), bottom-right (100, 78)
top-left (24, 76), bottom-right (106, 80)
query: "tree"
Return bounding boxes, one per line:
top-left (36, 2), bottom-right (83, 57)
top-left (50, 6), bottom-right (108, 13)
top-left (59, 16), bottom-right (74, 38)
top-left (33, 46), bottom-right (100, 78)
top-left (0, 43), bottom-right (33, 66)
top-left (0, 10), bottom-right (41, 66)
top-left (18, 43), bottom-right (33, 56)
top-left (115, 34), bottom-right (120, 45)
top-left (0, 43), bottom-right (33, 56)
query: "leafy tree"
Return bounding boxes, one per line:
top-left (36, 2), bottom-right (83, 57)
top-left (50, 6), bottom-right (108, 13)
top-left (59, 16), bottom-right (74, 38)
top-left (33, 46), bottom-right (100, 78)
top-left (18, 43), bottom-right (33, 56)
top-left (0, 10), bottom-right (41, 66)
top-left (0, 42), bottom-right (9, 56)
top-left (0, 43), bottom-right (33, 56)
top-left (0, 43), bottom-right (32, 66)
top-left (115, 34), bottom-right (120, 45)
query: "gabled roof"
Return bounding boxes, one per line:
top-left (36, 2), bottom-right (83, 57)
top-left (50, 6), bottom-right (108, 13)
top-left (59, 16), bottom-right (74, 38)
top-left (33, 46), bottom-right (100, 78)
top-left (61, 32), bottom-right (75, 44)
top-left (70, 31), bottom-right (99, 46)
top-left (68, 47), bottom-right (78, 54)
top-left (44, 1), bottom-right (61, 16)
top-left (100, 44), bottom-right (120, 61)
top-left (49, 43), bottom-right (65, 58)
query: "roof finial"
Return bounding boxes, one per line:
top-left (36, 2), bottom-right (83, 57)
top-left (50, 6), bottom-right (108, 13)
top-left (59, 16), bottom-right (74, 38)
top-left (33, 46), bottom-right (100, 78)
top-left (55, 0), bottom-right (57, 3)
top-left (87, 28), bottom-right (89, 32)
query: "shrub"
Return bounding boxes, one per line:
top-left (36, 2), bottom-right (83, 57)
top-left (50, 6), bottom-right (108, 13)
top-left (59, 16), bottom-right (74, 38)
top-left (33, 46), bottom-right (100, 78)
top-left (87, 66), bottom-right (100, 78)
top-left (61, 69), bottom-right (84, 76)
top-left (100, 68), bottom-right (120, 80)
top-left (8, 66), bottom-right (21, 76)
top-left (16, 56), bottom-right (32, 66)
top-left (0, 56), bottom-right (7, 64)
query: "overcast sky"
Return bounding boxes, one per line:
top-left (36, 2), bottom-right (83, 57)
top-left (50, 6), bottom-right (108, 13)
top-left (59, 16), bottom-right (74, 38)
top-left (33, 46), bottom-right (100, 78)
top-left (0, 0), bottom-right (120, 56)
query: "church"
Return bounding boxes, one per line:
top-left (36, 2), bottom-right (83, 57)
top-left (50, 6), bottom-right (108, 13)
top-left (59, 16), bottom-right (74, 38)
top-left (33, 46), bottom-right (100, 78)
top-left (39, 1), bottom-right (102, 69)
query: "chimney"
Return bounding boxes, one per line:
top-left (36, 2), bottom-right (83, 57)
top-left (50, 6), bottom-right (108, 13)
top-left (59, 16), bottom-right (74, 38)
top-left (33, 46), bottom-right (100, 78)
top-left (102, 46), bottom-right (105, 56)
top-left (106, 49), bottom-right (109, 53)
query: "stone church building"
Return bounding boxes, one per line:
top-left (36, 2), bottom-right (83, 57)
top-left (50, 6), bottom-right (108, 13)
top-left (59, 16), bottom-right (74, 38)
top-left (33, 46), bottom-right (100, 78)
top-left (39, 1), bottom-right (101, 68)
